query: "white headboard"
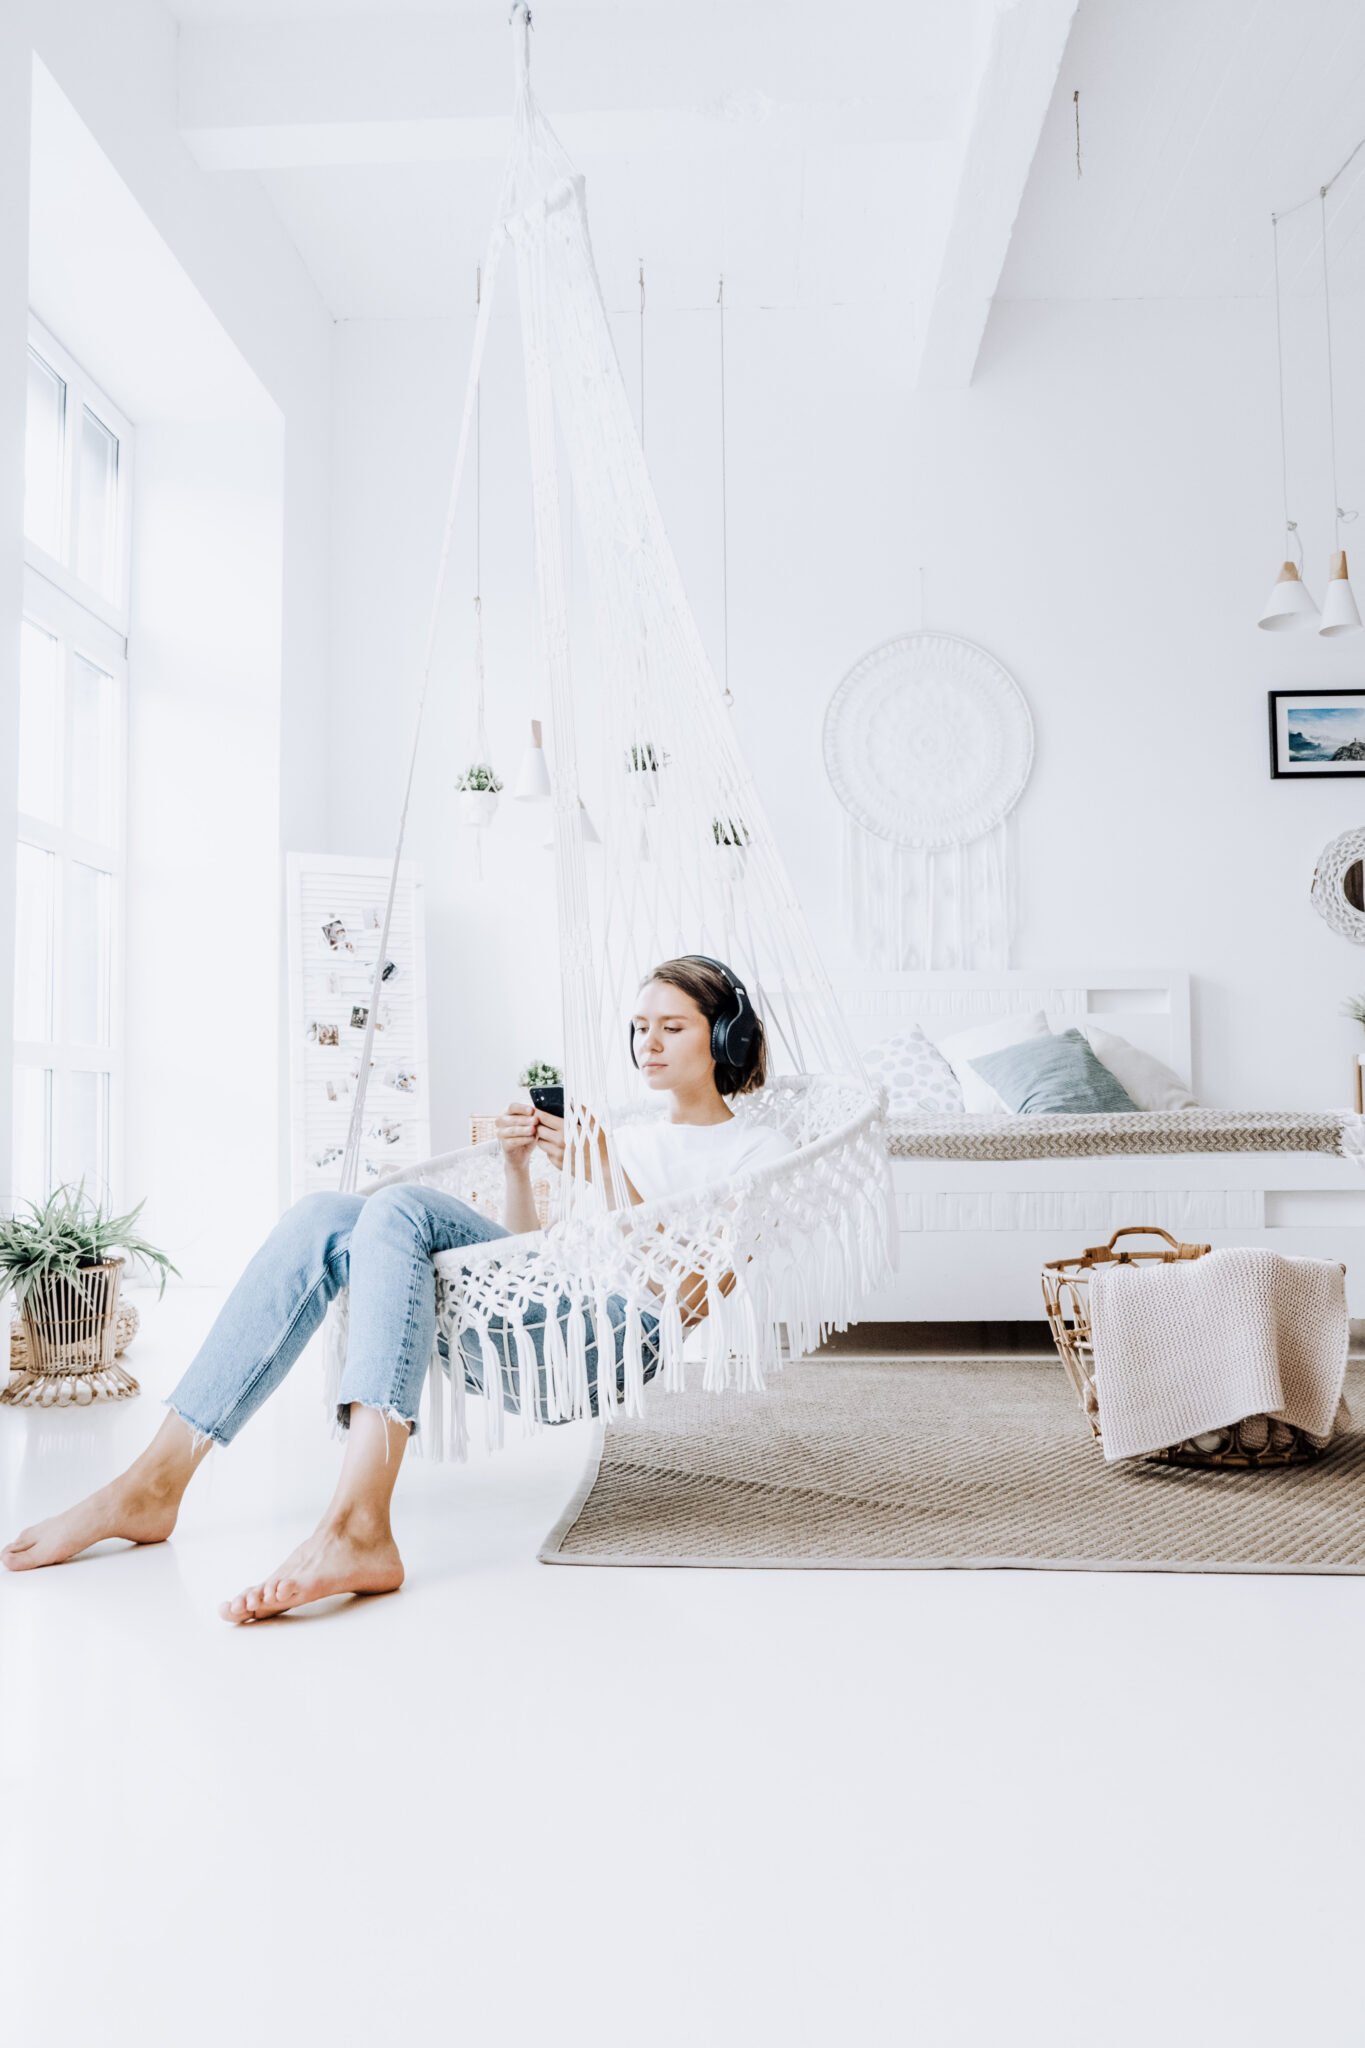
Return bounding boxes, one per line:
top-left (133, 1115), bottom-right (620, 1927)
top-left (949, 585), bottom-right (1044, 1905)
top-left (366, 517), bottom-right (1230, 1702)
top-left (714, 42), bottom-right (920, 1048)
top-left (832, 969), bottom-right (1193, 1088)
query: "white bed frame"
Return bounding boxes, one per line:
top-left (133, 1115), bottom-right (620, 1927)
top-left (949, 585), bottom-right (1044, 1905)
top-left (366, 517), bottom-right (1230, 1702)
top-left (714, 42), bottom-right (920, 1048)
top-left (836, 969), bottom-right (1365, 1319)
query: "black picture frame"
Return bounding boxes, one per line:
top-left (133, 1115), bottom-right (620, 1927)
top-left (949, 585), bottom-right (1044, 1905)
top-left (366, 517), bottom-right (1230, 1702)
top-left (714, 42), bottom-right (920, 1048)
top-left (1268, 688), bottom-right (1365, 778)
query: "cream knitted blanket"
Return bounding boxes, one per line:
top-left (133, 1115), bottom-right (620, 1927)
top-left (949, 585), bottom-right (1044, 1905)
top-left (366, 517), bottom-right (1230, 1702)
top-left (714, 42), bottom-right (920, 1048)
top-left (1089, 1248), bottom-right (1350, 1463)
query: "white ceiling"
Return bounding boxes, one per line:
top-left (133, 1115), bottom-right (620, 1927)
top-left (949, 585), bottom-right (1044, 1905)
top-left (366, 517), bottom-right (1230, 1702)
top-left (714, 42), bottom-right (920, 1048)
top-left (1000, 0), bottom-right (1365, 302)
top-left (161, 0), bottom-right (1365, 347)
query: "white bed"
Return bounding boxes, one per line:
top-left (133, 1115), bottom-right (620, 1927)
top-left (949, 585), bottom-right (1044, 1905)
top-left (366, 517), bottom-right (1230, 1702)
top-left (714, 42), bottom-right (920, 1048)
top-left (834, 969), bottom-right (1365, 1320)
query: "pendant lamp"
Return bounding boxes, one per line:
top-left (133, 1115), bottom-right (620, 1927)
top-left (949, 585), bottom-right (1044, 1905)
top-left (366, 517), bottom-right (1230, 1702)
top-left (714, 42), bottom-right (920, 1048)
top-left (1259, 555), bottom-right (1319, 630)
top-left (1258, 211), bottom-right (1319, 631)
top-left (514, 717), bottom-right (552, 799)
top-left (1317, 188), bottom-right (1361, 637)
top-left (1321, 551), bottom-right (1362, 635)
top-left (542, 800), bottom-right (600, 849)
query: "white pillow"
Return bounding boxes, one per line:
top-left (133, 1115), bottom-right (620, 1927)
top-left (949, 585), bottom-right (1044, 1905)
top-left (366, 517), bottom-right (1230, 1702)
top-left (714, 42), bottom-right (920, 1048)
top-left (862, 1025), bottom-right (964, 1114)
top-left (1080, 1024), bottom-right (1197, 1111)
top-left (936, 1011), bottom-right (1052, 1113)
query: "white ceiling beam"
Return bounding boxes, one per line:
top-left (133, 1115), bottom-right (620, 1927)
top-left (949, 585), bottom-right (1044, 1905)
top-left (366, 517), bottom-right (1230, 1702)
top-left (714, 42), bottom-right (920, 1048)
top-left (178, 6), bottom-right (964, 172)
top-left (912, 0), bottom-right (1079, 389)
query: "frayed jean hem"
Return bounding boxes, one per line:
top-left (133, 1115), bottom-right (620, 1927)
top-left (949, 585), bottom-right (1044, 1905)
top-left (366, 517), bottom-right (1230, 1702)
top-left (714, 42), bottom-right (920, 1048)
top-left (161, 1396), bottom-right (226, 1457)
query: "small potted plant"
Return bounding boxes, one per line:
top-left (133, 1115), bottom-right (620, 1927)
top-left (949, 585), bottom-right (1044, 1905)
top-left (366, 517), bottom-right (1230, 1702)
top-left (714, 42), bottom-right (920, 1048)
top-left (0, 1183), bottom-right (179, 1408)
top-left (625, 741), bottom-right (670, 805)
top-left (712, 814), bottom-right (751, 878)
top-left (455, 762), bottom-right (504, 827)
top-left (518, 1060), bottom-right (564, 1117)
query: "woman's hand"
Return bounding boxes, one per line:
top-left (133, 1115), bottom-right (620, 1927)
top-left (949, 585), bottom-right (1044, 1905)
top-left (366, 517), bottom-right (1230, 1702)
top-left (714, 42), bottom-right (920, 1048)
top-left (534, 1110), bottom-right (566, 1172)
top-left (496, 1101), bottom-right (539, 1174)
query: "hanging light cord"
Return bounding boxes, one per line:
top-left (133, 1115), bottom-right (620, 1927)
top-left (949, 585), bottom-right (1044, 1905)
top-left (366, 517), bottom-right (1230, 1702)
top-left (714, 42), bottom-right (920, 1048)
top-left (718, 275), bottom-right (732, 708)
top-left (638, 259), bottom-right (646, 452)
top-left (1320, 187), bottom-right (1356, 550)
top-left (1269, 213), bottom-right (1301, 567)
top-left (474, 263), bottom-right (482, 604)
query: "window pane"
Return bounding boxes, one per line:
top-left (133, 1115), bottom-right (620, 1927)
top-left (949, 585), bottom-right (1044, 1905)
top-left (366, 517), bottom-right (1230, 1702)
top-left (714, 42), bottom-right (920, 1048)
top-left (65, 862), bottom-right (112, 1046)
top-left (69, 655), bottom-right (119, 845)
top-left (14, 842), bottom-right (55, 1042)
top-left (18, 619), bottom-right (61, 824)
top-left (76, 407), bottom-right (120, 600)
top-left (53, 1068), bottom-right (108, 1197)
top-left (12, 1066), bottom-right (52, 1207)
top-left (23, 348), bottom-right (66, 556)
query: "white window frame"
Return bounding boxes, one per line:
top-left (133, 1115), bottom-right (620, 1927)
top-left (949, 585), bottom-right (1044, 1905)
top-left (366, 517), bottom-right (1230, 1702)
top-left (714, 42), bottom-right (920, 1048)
top-left (14, 315), bottom-right (133, 1204)
top-left (24, 313), bottom-right (133, 636)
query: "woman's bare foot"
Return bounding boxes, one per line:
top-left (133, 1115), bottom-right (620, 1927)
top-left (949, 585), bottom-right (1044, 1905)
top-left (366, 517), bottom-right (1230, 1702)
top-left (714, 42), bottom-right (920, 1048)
top-left (2, 1475), bottom-right (181, 1572)
top-left (219, 1512), bottom-right (404, 1624)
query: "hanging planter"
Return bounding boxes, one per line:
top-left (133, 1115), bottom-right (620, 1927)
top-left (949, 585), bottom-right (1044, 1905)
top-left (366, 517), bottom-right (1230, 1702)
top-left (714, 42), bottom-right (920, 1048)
top-left (455, 763), bottom-right (503, 826)
top-left (712, 814), bottom-right (751, 878)
top-left (625, 740), bottom-right (670, 805)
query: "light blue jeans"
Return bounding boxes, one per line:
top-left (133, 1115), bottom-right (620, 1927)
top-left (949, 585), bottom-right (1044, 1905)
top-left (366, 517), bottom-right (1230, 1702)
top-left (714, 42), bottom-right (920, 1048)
top-left (164, 1184), bottom-right (661, 1449)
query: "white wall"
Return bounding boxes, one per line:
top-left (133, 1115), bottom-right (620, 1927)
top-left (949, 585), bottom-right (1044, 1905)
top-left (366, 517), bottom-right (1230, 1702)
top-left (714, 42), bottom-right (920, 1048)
top-left (0, 7), bottom-right (31, 1214)
top-left (327, 273), bottom-right (1365, 1132)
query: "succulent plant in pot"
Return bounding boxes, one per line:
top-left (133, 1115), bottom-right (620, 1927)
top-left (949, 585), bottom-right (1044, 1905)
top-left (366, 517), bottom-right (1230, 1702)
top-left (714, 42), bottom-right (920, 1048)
top-left (0, 1183), bottom-right (179, 1407)
top-left (712, 814), bottom-right (751, 875)
top-left (454, 762), bottom-right (504, 826)
top-left (624, 740), bottom-right (670, 804)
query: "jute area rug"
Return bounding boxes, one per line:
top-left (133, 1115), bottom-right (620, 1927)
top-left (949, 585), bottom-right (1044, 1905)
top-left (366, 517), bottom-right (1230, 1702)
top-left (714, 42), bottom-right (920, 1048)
top-left (539, 1356), bottom-right (1365, 1575)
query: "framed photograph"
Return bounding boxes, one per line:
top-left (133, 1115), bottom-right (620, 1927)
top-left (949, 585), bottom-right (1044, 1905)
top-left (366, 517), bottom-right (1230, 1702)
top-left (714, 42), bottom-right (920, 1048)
top-left (1269, 689), bottom-right (1365, 778)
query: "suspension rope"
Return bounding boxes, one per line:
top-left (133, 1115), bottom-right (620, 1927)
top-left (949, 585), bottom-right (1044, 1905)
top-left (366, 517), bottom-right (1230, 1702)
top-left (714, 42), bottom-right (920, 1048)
top-left (718, 275), bottom-right (733, 708)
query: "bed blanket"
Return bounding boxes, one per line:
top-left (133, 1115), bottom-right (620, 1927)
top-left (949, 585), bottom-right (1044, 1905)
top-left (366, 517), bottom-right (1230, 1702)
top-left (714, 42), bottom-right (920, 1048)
top-left (886, 1107), bottom-right (1356, 1162)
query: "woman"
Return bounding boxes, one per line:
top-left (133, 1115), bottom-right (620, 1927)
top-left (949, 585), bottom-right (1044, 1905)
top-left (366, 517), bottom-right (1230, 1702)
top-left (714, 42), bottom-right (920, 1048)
top-left (2, 958), bottom-right (794, 1621)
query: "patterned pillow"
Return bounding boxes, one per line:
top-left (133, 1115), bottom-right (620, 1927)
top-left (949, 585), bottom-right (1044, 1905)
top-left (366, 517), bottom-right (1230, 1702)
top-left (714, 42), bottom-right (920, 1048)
top-left (862, 1026), bottom-right (964, 1113)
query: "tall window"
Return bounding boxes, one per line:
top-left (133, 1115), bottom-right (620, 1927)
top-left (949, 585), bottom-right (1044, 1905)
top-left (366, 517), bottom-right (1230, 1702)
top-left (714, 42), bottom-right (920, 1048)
top-left (13, 318), bottom-right (131, 1205)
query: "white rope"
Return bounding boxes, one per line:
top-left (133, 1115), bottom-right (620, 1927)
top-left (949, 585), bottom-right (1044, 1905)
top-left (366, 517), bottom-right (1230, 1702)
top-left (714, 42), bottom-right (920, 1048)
top-left (324, 4), bottom-right (890, 1433)
top-left (717, 275), bottom-right (733, 708)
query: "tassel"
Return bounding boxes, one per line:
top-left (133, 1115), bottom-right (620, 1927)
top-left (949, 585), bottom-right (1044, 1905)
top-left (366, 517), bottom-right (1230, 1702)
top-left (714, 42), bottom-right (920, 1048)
top-left (660, 1288), bottom-right (687, 1394)
top-left (512, 1319), bottom-right (541, 1438)
top-left (592, 1288), bottom-right (617, 1419)
top-left (566, 1296), bottom-right (590, 1419)
top-left (621, 1296), bottom-right (646, 1416)
top-left (322, 1302), bottom-right (348, 1436)
top-left (479, 1325), bottom-right (505, 1451)
top-left (542, 1300), bottom-right (570, 1423)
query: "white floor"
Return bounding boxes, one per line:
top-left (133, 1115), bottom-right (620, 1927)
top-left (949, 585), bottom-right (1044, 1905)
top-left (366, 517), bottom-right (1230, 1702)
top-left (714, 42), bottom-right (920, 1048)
top-left (3, 1288), bottom-right (1364, 2048)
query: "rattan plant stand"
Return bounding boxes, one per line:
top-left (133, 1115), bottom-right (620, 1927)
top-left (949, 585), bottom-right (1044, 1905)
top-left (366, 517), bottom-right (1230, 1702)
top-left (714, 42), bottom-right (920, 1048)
top-left (2, 1260), bottom-right (140, 1407)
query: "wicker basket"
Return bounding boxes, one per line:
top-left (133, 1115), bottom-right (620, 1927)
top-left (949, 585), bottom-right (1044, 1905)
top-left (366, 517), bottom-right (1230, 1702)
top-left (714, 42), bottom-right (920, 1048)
top-left (1041, 1225), bottom-right (1328, 1470)
top-left (2, 1259), bottom-right (140, 1407)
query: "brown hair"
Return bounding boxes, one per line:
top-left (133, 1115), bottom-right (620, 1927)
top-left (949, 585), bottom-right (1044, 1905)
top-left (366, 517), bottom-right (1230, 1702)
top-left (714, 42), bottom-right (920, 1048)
top-left (640, 956), bottom-right (768, 1096)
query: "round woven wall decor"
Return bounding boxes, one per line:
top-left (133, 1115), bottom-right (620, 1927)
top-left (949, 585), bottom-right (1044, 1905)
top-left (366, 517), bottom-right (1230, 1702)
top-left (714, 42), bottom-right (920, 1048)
top-left (822, 632), bottom-right (1034, 851)
top-left (1311, 827), bottom-right (1365, 943)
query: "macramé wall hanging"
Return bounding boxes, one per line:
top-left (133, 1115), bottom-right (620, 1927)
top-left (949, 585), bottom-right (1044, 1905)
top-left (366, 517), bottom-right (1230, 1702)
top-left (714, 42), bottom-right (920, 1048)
top-left (823, 631), bottom-right (1033, 970)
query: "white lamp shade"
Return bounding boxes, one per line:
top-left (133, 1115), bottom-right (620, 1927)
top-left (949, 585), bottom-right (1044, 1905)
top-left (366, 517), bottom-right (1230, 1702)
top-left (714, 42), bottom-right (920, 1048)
top-left (1319, 551), bottom-right (1362, 637)
top-left (542, 801), bottom-right (600, 850)
top-left (514, 717), bottom-right (553, 800)
top-left (1258, 559), bottom-right (1319, 631)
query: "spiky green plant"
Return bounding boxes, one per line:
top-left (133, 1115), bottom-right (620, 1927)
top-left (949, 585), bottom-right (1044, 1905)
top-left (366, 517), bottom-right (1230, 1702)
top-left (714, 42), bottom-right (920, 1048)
top-left (0, 1183), bottom-right (179, 1313)
top-left (518, 1061), bottom-right (563, 1089)
top-left (1342, 995), bottom-right (1365, 1028)
top-left (712, 815), bottom-right (751, 847)
top-left (454, 763), bottom-right (503, 793)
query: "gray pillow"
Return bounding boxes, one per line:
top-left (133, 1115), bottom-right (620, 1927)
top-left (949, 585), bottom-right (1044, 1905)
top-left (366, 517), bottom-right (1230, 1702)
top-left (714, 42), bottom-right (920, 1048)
top-left (968, 1028), bottom-right (1139, 1115)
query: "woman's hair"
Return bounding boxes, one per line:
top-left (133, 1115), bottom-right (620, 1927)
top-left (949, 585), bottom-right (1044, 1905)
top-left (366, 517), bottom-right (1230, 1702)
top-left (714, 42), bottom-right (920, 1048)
top-left (640, 956), bottom-right (768, 1097)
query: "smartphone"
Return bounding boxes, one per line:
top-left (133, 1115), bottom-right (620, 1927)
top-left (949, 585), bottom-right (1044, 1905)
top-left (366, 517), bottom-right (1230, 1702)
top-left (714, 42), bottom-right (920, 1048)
top-left (529, 1084), bottom-right (564, 1118)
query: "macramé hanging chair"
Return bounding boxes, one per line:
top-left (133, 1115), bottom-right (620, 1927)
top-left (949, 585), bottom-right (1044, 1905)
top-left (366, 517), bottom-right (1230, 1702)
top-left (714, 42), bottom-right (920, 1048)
top-left (323, 5), bottom-right (897, 1461)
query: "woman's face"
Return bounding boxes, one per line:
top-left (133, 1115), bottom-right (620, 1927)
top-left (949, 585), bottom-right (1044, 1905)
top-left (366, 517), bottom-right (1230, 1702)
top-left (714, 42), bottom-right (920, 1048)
top-left (631, 980), bottom-right (714, 1092)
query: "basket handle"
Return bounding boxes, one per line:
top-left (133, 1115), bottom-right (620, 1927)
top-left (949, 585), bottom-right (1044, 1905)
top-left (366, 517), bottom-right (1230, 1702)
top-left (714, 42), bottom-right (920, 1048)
top-left (1082, 1225), bottom-right (1209, 1264)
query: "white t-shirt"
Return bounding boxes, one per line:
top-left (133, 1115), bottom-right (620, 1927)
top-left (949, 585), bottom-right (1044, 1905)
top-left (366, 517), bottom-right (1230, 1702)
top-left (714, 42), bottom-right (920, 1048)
top-left (614, 1115), bottom-right (796, 1202)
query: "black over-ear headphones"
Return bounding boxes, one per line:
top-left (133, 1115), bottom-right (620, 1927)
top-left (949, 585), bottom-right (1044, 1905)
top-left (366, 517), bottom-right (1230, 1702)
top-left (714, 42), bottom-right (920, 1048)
top-left (630, 955), bottom-right (761, 1076)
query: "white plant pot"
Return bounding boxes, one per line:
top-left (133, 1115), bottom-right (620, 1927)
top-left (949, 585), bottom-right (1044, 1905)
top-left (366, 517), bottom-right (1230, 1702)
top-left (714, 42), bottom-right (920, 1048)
top-left (716, 842), bottom-right (748, 878)
top-left (627, 769), bottom-right (659, 807)
top-left (459, 790), bottom-right (500, 826)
